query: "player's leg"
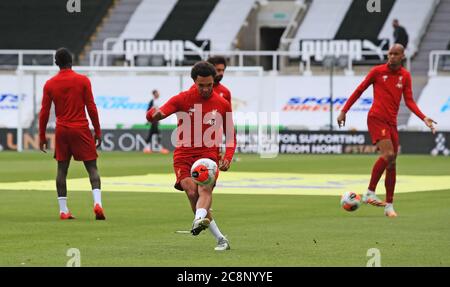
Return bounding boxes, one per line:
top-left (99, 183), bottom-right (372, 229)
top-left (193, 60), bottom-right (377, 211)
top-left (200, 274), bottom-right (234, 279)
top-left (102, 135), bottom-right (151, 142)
top-left (56, 160), bottom-right (70, 197)
top-left (180, 177), bottom-right (199, 214)
top-left (174, 160), bottom-right (198, 213)
top-left (364, 139), bottom-right (395, 206)
top-left (384, 128), bottom-right (399, 217)
top-left (196, 183), bottom-right (213, 213)
top-left (179, 177), bottom-right (210, 235)
top-left (70, 128), bottom-right (104, 220)
top-left (365, 117), bottom-right (393, 206)
top-left (157, 123), bottom-right (169, 154)
top-left (54, 127), bottom-right (75, 219)
top-left (84, 159), bottom-right (105, 220)
top-left (197, 162), bottom-right (229, 250)
top-left (56, 160), bottom-right (74, 219)
top-left (150, 124), bottom-right (158, 150)
top-left (190, 183), bottom-right (214, 233)
top-left (146, 126), bottom-right (152, 144)
top-left (206, 203), bottom-right (230, 251)
top-left (144, 125), bottom-right (153, 153)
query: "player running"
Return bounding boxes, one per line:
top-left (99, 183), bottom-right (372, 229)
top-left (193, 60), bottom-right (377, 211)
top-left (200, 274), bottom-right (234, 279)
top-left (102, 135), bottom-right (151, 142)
top-left (146, 61), bottom-right (236, 250)
top-left (337, 44), bottom-right (436, 217)
top-left (39, 48), bottom-right (105, 220)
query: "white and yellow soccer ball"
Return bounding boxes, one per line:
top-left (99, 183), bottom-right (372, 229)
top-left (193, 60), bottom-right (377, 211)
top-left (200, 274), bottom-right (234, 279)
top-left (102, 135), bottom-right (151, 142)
top-left (190, 158), bottom-right (219, 186)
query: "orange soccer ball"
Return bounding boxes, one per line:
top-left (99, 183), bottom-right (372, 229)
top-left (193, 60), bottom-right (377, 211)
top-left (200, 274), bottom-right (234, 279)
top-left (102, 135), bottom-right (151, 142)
top-left (190, 158), bottom-right (218, 186)
top-left (340, 191), bottom-right (362, 212)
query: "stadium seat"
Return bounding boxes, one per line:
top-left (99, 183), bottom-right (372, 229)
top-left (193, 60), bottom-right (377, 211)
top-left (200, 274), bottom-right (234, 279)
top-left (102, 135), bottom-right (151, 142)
top-left (112, 0), bottom-right (178, 51)
top-left (0, 0), bottom-right (113, 57)
top-left (196, 0), bottom-right (257, 51)
top-left (289, 0), bottom-right (353, 54)
top-left (154, 0), bottom-right (220, 41)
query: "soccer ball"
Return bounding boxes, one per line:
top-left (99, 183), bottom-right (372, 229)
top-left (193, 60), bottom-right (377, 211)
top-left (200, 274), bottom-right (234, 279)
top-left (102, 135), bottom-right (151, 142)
top-left (190, 158), bottom-right (218, 186)
top-left (340, 191), bottom-right (362, 212)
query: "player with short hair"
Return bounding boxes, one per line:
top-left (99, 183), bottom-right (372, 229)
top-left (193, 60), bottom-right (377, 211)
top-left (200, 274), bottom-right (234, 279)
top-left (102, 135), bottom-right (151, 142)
top-left (207, 55), bottom-right (232, 104)
top-left (337, 44), bottom-right (436, 217)
top-left (39, 48), bottom-right (105, 220)
top-left (146, 61), bottom-right (236, 250)
top-left (206, 56), bottom-right (239, 162)
top-left (188, 56), bottom-right (232, 103)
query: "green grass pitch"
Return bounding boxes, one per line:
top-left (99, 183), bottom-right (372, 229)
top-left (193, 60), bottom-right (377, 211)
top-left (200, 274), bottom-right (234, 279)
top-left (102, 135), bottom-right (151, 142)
top-left (0, 152), bottom-right (449, 266)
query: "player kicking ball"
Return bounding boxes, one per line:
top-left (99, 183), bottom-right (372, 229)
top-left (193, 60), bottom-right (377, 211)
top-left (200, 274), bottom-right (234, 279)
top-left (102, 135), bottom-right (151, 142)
top-left (146, 61), bottom-right (236, 251)
top-left (39, 48), bottom-right (105, 220)
top-left (337, 44), bottom-right (436, 217)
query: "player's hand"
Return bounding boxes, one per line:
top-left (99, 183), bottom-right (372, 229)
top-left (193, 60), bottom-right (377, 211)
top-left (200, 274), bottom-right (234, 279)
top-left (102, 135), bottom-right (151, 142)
top-left (95, 135), bottom-right (102, 148)
top-left (39, 140), bottom-right (47, 153)
top-left (424, 117), bottom-right (437, 134)
top-left (219, 158), bottom-right (230, 171)
top-left (337, 112), bottom-right (346, 128)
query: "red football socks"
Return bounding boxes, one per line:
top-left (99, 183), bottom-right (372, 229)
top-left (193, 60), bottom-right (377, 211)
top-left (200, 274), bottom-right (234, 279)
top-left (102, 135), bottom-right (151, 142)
top-left (368, 157), bottom-right (389, 192)
top-left (385, 165), bottom-right (396, 204)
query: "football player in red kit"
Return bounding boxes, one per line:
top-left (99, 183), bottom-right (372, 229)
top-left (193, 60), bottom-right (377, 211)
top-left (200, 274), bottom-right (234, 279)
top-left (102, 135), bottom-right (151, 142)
top-left (337, 44), bottom-right (436, 217)
top-left (39, 48), bottom-right (105, 220)
top-left (147, 61), bottom-right (236, 250)
top-left (188, 56), bottom-right (232, 103)
top-left (207, 56), bottom-right (232, 104)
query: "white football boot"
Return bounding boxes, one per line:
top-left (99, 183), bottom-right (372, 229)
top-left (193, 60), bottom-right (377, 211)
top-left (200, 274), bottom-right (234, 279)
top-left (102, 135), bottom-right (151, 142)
top-left (191, 218), bottom-right (210, 236)
top-left (215, 237), bottom-right (231, 251)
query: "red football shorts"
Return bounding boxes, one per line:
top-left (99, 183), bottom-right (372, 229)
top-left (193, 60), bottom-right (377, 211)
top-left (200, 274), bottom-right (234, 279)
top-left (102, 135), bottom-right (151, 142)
top-left (173, 151), bottom-right (219, 191)
top-left (54, 126), bottom-right (98, 161)
top-left (367, 115), bottom-right (399, 153)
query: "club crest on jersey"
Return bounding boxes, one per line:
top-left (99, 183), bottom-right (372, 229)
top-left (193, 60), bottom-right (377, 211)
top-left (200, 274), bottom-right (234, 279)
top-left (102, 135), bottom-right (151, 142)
top-left (206, 109), bottom-right (218, 126)
top-left (219, 92), bottom-right (224, 97)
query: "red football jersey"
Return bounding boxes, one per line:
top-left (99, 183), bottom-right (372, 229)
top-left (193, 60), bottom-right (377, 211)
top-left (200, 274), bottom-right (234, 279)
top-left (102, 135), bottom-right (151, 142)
top-left (39, 69), bottom-right (101, 142)
top-left (213, 82), bottom-right (231, 104)
top-left (342, 64), bottom-right (425, 125)
top-left (159, 85), bottom-right (236, 162)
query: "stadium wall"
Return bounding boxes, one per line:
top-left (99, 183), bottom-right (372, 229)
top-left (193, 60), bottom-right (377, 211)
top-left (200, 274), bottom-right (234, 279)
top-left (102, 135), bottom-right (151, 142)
top-left (1, 129), bottom-right (448, 156)
top-left (1, 73), bottom-right (448, 132)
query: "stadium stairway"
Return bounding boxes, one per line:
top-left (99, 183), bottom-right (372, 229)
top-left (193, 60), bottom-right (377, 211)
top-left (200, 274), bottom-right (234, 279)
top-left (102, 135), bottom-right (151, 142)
top-left (398, 0), bottom-right (450, 127)
top-left (410, 0), bottom-right (450, 76)
top-left (154, 0), bottom-right (219, 40)
top-left (80, 0), bottom-right (143, 66)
